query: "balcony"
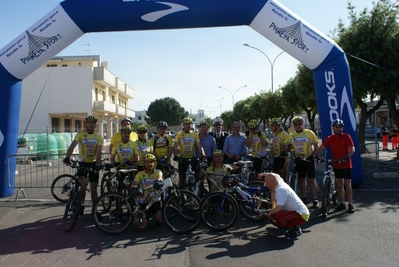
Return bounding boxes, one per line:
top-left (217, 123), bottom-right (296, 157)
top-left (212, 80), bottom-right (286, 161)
top-left (116, 105), bottom-right (126, 116)
top-left (111, 78), bottom-right (125, 95)
top-left (94, 67), bottom-right (115, 87)
top-left (120, 84), bottom-right (135, 99)
top-left (126, 108), bottom-right (135, 118)
top-left (93, 101), bottom-right (116, 113)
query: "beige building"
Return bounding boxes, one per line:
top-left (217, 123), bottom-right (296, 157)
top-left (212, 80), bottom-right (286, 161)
top-left (20, 55), bottom-right (135, 138)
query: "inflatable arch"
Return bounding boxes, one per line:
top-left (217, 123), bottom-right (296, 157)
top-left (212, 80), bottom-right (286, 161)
top-left (0, 0), bottom-right (362, 197)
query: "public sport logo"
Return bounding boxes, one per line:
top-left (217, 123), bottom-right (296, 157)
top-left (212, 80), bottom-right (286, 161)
top-left (325, 70), bottom-right (357, 131)
top-left (123, 0), bottom-right (189, 22)
top-left (20, 30), bottom-right (63, 65)
top-left (269, 21), bottom-right (310, 53)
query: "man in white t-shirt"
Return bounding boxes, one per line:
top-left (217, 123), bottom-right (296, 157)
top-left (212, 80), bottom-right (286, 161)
top-left (259, 172), bottom-right (310, 240)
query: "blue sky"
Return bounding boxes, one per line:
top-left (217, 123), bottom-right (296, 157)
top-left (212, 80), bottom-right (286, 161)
top-left (0, 0), bottom-right (375, 117)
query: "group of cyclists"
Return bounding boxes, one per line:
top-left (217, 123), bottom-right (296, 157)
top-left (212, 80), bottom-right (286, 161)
top-left (62, 113), bottom-right (355, 239)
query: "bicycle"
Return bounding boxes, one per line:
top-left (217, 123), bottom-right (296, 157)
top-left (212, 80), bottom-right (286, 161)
top-left (287, 156), bottom-right (322, 194)
top-left (51, 158), bottom-right (109, 203)
top-left (62, 160), bottom-right (96, 232)
top-left (176, 157), bottom-right (200, 193)
top-left (321, 159), bottom-right (339, 217)
top-left (92, 178), bottom-right (201, 234)
top-left (199, 176), bottom-right (272, 231)
top-left (234, 158), bottom-right (256, 184)
top-left (100, 161), bottom-right (136, 196)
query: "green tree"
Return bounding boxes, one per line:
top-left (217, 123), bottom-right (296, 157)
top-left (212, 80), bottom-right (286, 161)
top-left (146, 97), bottom-right (187, 126)
top-left (336, 0), bottom-right (399, 144)
top-left (295, 64), bottom-right (318, 131)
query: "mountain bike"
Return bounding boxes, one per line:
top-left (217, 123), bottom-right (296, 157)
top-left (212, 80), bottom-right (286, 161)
top-left (177, 157), bottom-right (200, 193)
top-left (62, 160), bottom-right (95, 232)
top-left (199, 176), bottom-right (272, 231)
top-left (321, 159), bottom-right (339, 217)
top-left (92, 178), bottom-right (201, 234)
top-left (100, 161), bottom-right (135, 196)
top-left (288, 156), bottom-right (322, 194)
top-left (51, 158), bottom-right (109, 203)
top-left (234, 159), bottom-right (256, 184)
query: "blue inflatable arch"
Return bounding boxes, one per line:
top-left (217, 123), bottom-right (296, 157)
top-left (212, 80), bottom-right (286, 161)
top-left (0, 0), bottom-right (362, 197)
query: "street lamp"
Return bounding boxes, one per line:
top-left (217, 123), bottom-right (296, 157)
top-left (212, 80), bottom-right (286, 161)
top-left (207, 106), bottom-right (218, 118)
top-left (217, 98), bottom-right (223, 115)
top-left (243, 43), bottom-right (285, 93)
top-left (218, 85), bottom-right (247, 109)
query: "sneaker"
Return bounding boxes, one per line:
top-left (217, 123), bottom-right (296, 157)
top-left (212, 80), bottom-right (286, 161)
top-left (312, 200), bottom-right (319, 209)
top-left (302, 197), bottom-right (308, 204)
top-left (286, 226), bottom-right (302, 240)
top-left (335, 203), bottom-right (346, 211)
top-left (347, 204), bottom-right (355, 213)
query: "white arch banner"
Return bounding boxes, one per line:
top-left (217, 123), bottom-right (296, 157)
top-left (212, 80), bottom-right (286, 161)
top-left (0, 0), bottom-right (362, 197)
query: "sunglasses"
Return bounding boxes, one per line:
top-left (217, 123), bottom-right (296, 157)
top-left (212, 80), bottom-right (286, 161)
top-left (334, 126), bottom-right (343, 128)
top-left (138, 131), bottom-right (146, 134)
top-left (214, 155), bottom-right (223, 158)
top-left (293, 123), bottom-right (302, 126)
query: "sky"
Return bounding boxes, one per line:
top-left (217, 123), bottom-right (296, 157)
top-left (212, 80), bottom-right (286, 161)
top-left (0, 0), bottom-right (376, 118)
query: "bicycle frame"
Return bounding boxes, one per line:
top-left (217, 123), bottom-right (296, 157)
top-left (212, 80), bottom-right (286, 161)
top-left (234, 182), bottom-right (270, 214)
top-left (321, 159), bottom-right (338, 217)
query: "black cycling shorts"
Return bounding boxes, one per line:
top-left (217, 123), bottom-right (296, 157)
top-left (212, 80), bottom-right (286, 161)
top-left (334, 168), bottom-right (352, 180)
top-left (296, 159), bottom-right (316, 179)
top-left (273, 157), bottom-right (286, 170)
top-left (77, 162), bottom-right (99, 183)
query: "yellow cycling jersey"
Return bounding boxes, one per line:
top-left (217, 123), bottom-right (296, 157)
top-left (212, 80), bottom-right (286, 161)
top-left (206, 165), bottom-right (230, 192)
top-left (111, 141), bottom-right (139, 167)
top-left (175, 131), bottom-right (200, 158)
top-left (110, 132), bottom-right (138, 145)
top-left (135, 139), bottom-right (154, 166)
top-left (285, 129), bottom-right (318, 158)
top-left (271, 130), bottom-right (289, 156)
top-left (134, 169), bottom-right (162, 196)
top-left (153, 134), bottom-right (173, 158)
top-left (73, 131), bottom-right (103, 163)
top-left (248, 132), bottom-right (267, 156)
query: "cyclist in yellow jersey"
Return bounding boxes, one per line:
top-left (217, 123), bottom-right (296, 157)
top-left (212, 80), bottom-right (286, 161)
top-left (245, 119), bottom-right (269, 179)
top-left (135, 125), bottom-right (154, 172)
top-left (132, 154), bottom-right (163, 230)
top-left (285, 116), bottom-right (320, 208)
top-left (109, 118), bottom-right (138, 154)
top-left (269, 118), bottom-right (289, 180)
top-left (63, 115), bottom-right (103, 212)
top-left (153, 121), bottom-right (173, 170)
top-left (206, 150), bottom-right (233, 192)
top-left (173, 117), bottom-right (206, 187)
top-left (110, 126), bottom-right (139, 168)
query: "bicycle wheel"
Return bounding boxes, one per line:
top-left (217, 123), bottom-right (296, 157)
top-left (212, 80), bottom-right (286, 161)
top-left (332, 181), bottom-right (339, 206)
top-left (180, 183), bottom-right (197, 195)
top-left (162, 190), bottom-right (201, 234)
top-left (238, 181), bottom-right (272, 222)
top-left (92, 192), bottom-right (133, 235)
top-left (289, 173), bottom-right (298, 193)
top-left (321, 179), bottom-right (332, 217)
top-left (62, 190), bottom-right (81, 232)
top-left (200, 192), bottom-right (238, 231)
top-left (246, 171), bottom-right (256, 183)
top-left (51, 174), bottom-right (77, 203)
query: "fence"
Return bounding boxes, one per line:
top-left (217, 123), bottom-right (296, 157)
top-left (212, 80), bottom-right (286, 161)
top-left (7, 153), bottom-right (111, 200)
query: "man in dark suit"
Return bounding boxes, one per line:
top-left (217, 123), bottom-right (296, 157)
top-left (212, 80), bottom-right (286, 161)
top-left (209, 118), bottom-right (227, 151)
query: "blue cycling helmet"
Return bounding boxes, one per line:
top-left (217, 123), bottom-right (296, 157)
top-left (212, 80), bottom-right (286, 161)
top-left (331, 119), bottom-right (344, 127)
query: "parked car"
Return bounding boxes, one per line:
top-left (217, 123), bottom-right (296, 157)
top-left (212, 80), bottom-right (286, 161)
top-left (147, 131), bottom-right (154, 139)
top-left (169, 130), bottom-right (176, 138)
top-left (152, 131), bottom-right (158, 138)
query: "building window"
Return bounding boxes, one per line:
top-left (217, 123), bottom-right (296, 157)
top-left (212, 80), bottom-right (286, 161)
top-left (111, 95), bottom-right (115, 104)
top-left (75, 120), bottom-right (82, 132)
top-left (62, 64), bottom-right (68, 67)
top-left (64, 119), bottom-right (72, 132)
top-left (47, 64), bottom-right (57, 67)
top-left (51, 117), bottom-right (60, 132)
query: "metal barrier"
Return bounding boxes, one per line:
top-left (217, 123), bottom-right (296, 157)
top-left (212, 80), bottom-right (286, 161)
top-left (359, 142), bottom-right (379, 179)
top-left (7, 153), bottom-right (111, 200)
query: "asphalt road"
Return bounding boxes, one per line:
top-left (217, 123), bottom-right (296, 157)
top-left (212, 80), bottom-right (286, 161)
top-left (0, 180), bottom-right (398, 267)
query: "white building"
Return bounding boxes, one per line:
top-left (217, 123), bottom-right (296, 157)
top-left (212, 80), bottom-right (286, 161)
top-left (19, 55), bottom-right (135, 138)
